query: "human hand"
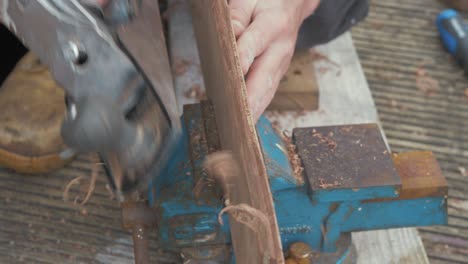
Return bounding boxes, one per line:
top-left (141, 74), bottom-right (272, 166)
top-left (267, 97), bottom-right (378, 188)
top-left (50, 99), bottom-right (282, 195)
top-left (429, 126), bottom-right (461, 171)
top-left (229, 0), bottom-right (320, 121)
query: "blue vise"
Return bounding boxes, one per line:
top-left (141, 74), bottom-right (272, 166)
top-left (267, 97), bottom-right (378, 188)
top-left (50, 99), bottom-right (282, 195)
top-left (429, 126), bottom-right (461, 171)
top-left (148, 102), bottom-right (448, 263)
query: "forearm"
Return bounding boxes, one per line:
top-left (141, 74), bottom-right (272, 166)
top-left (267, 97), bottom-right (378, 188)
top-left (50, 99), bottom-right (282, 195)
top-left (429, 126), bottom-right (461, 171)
top-left (296, 0), bottom-right (369, 50)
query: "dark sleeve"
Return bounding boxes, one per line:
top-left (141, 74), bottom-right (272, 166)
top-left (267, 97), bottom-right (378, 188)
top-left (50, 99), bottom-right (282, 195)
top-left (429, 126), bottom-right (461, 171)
top-left (295, 0), bottom-right (369, 51)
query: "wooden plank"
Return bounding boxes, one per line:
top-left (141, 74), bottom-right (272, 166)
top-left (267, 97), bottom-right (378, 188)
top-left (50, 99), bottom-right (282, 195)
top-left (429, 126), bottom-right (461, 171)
top-left (267, 51), bottom-right (319, 111)
top-left (266, 33), bottom-right (430, 264)
top-left (265, 34), bottom-right (379, 128)
top-left (392, 151), bottom-right (448, 200)
top-left (353, 228), bottom-right (429, 264)
top-left (353, 1), bottom-right (468, 262)
top-left (188, 0), bottom-right (283, 263)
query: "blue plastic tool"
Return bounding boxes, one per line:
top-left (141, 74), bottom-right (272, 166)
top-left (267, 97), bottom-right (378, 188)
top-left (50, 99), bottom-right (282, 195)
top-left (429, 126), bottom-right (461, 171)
top-left (437, 9), bottom-right (468, 73)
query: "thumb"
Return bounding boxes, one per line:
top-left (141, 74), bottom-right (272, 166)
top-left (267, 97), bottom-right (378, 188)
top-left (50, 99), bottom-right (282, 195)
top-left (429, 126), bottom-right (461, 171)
top-left (229, 0), bottom-right (257, 38)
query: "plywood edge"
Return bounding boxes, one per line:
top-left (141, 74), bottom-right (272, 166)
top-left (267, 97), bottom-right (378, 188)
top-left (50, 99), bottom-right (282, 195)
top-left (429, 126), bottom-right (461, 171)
top-left (188, 0), bottom-right (283, 263)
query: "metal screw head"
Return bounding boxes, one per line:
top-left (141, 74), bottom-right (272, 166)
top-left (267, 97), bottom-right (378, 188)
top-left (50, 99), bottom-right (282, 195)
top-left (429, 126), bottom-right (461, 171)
top-left (289, 242), bottom-right (313, 260)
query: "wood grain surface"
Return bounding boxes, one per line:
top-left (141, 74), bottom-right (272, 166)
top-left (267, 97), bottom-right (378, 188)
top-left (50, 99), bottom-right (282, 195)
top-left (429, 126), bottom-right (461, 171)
top-left (268, 51), bottom-right (319, 111)
top-left (353, 0), bottom-right (468, 262)
top-left (393, 151), bottom-right (448, 200)
top-left (189, 0), bottom-right (283, 262)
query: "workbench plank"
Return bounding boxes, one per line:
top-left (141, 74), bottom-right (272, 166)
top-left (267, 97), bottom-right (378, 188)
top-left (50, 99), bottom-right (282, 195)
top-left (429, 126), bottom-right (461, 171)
top-left (353, 1), bottom-right (468, 262)
top-left (187, 1), bottom-right (283, 262)
top-left (265, 34), bottom-right (378, 128)
top-left (266, 33), bottom-right (430, 264)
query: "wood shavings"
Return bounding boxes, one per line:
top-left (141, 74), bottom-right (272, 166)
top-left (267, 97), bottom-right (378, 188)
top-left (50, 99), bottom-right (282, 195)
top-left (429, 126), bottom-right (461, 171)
top-left (63, 176), bottom-right (84, 203)
top-left (203, 151), bottom-right (238, 204)
top-left (312, 131), bottom-right (337, 150)
top-left (62, 154), bottom-right (100, 206)
top-left (218, 203), bottom-right (273, 261)
top-left (173, 58), bottom-right (192, 76)
top-left (271, 124), bottom-right (304, 184)
top-left (309, 49), bottom-right (342, 76)
top-left (415, 66), bottom-right (439, 96)
top-left (318, 177), bottom-right (341, 189)
top-left (286, 143), bottom-right (304, 185)
top-left (184, 84), bottom-right (206, 100)
top-left (205, 152), bottom-right (277, 262)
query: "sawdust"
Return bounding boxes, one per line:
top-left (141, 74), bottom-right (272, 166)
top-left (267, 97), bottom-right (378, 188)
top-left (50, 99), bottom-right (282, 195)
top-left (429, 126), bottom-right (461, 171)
top-left (173, 58), bottom-right (191, 76)
top-left (309, 49), bottom-right (340, 68)
top-left (282, 133), bottom-right (304, 185)
top-left (63, 154), bottom-right (100, 206)
top-left (271, 123), bottom-right (305, 184)
top-left (309, 49), bottom-right (342, 76)
top-left (317, 177), bottom-right (341, 189)
top-left (184, 84), bottom-right (206, 100)
top-left (415, 66), bottom-right (439, 96)
top-left (312, 130), bottom-right (337, 150)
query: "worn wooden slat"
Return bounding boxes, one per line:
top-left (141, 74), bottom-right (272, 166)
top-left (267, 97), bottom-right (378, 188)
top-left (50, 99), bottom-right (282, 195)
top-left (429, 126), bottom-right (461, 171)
top-left (0, 155), bottom-right (179, 263)
top-left (188, 0), bottom-right (283, 262)
top-left (352, 0), bottom-right (468, 262)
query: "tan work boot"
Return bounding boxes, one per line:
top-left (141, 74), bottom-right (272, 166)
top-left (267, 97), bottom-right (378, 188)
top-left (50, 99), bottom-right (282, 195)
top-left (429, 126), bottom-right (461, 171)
top-left (0, 53), bottom-right (75, 174)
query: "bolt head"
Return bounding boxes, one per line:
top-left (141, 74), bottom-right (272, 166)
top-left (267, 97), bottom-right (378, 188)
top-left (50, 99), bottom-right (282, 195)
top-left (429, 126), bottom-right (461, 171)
top-left (289, 242), bottom-right (313, 260)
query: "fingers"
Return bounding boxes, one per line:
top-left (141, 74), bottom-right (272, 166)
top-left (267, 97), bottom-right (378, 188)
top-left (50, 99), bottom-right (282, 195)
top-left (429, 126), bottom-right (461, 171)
top-left (246, 40), bottom-right (295, 121)
top-left (229, 0), bottom-right (257, 38)
top-left (237, 12), bottom-right (284, 74)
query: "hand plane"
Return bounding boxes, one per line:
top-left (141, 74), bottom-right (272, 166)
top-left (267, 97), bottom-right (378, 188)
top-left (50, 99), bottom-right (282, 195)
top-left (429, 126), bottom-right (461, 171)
top-left (0, 0), bottom-right (180, 197)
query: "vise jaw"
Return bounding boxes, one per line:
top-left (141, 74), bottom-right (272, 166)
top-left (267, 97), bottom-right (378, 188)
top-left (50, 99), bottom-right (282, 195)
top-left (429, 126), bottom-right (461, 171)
top-left (148, 102), bottom-right (448, 263)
